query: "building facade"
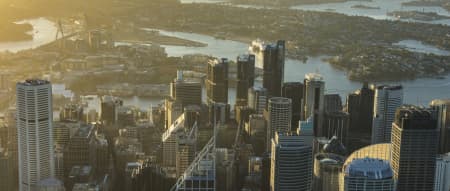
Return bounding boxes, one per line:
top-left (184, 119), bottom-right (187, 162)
top-left (266, 97), bottom-right (292, 152)
top-left (206, 58), bottom-right (229, 105)
top-left (270, 133), bottom-right (312, 191)
top-left (303, 73), bottom-right (325, 137)
top-left (17, 79), bottom-right (55, 191)
top-left (391, 106), bottom-right (439, 191)
top-left (371, 85), bottom-right (403, 144)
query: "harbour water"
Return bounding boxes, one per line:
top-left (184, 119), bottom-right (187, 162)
top-left (0, 18), bottom-right (58, 53)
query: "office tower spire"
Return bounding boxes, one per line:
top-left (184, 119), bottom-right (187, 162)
top-left (391, 105), bottom-right (439, 191)
top-left (372, 85), bottom-right (403, 144)
top-left (17, 79), bottom-right (55, 191)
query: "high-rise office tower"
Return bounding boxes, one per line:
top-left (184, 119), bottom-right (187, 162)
top-left (176, 132), bottom-right (196, 177)
top-left (347, 83), bottom-right (375, 135)
top-left (391, 106), bottom-right (439, 191)
top-left (343, 158), bottom-right (395, 191)
top-left (248, 87), bottom-right (268, 114)
top-left (261, 40), bottom-right (285, 97)
top-left (313, 153), bottom-right (344, 191)
top-left (434, 153), bottom-right (450, 191)
top-left (246, 114), bottom-right (266, 155)
top-left (266, 97), bottom-right (292, 152)
top-left (5, 107), bottom-right (19, 191)
top-left (270, 133), bottom-right (312, 191)
top-left (100, 95), bottom-right (122, 125)
top-left (324, 94), bottom-right (342, 113)
top-left (170, 70), bottom-right (202, 108)
top-left (298, 116), bottom-right (314, 147)
top-left (63, 124), bottom-right (94, 176)
top-left (206, 58), bottom-right (229, 105)
top-left (162, 114), bottom-right (186, 167)
top-left (303, 73), bottom-right (325, 136)
top-left (236, 54), bottom-right (256, 105)
top-left (208, 102), bottom-right (230, 125)
top-left (430, 99), bottom-right (450, 154)
top-left (282, 82), bottom-right (304, 131)
top-left (0, 148), bottom-right (11, 191)
top-left (346, 83), bottom-right (375, 151)
top-left (323, 111), bottom-right (349, 146)
top-left (165, 98), bottom-right (183, 129)
top-left (17, 79), bottom-right (55, 191)
top-left (372, 85), bottom-right (403, 144)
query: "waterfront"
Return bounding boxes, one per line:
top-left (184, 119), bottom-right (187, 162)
top-left (0, 18), bottom-right (57, 53)
top-left (150, 28), bottom-right (450, 106)
top-left (292, 0), bottom-right (450, 25)
top-left (5, 16), bottom-right (450, 107)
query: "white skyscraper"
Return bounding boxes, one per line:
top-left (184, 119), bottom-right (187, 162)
top-left (303, 73), bottom-right (325, 136)
top-left (266, 97), bottom-right (292, 152)
top-left (17, 79), bottom-right (55, 191)
top-left (371, 85), bottom-right (403, 144)
top-left (270, 133), bottom-right (313, 191)
top-left (434, 153), bottom-right (450, 191)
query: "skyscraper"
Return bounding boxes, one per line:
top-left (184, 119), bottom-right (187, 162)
top-left (303, 73), bottom-right (325, 137)
top-left (17, 79), bottom-right (55, 191)
top-left (170, 70), bottom-right (202, 108)
top-left (236, 54), bottom-right (255, 105)
top-left (206, 58), bottom-right (229, 105)
top-left (346, 83), bottom-right (375, 151)
top-left (261, 40), bottom-right (285, 97)
top-left (323, 111), bottom-right (349, 146)
top-left (391, 106), bottom-right (439, 191)
top-left (346, 83), bottom-right (375, 135)
top-left (282, 82), bottom-right (304, 131)
top-left (434, 153), bottom-right (450, 191)
top-left (372, 85), bottom-right (403, 144)
top-left (270, 133), bottom-right (312, 191)
top-left (100, 95), bottom-right (122, 125)
top-left (430, 99), bottom-right (450, 154)
top-left (266, 97), bottom-right (292, 152)
top-left (343, 158), bottom-right (395, 191)
top-left (248, 87), bottom-right (268, 114)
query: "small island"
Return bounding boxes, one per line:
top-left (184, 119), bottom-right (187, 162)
top-left (387, 10), bottom-right (450, 21)
top-left (0, 22), bottom-right (33, 42)
top-left (351, 4), bottom-right (380, 9)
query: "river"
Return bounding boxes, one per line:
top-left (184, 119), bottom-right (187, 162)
top-left (0, 18), bottom-right (58, 53)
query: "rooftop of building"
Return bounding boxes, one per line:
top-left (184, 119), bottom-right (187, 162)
top-left (394, 105), bottom-right (436, 129)
top-left (269, 97), bottom-right (291, 104)
top-left (237, 54), bottom-right (255, 62)
top-left (73, 123), bottom-right (94, 138)
top-left (208, 58), bottom-right (228, 66)
top-left (345, 158), bottom-right (393, 179)
top-left (17, 79), bottom-right (50, 86)
top-left (376, 85), bottom-right (402, 90)
top-left (315, 153), bottom-right (345, 166)
top-left (305, 73), bottom-right (324, 81)
top-left (69, 165), bottom-right (93, 178)
top-left (36, 178), bottom-right (64, 187)
top-left (430, 99), bottom-right (450, 106)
